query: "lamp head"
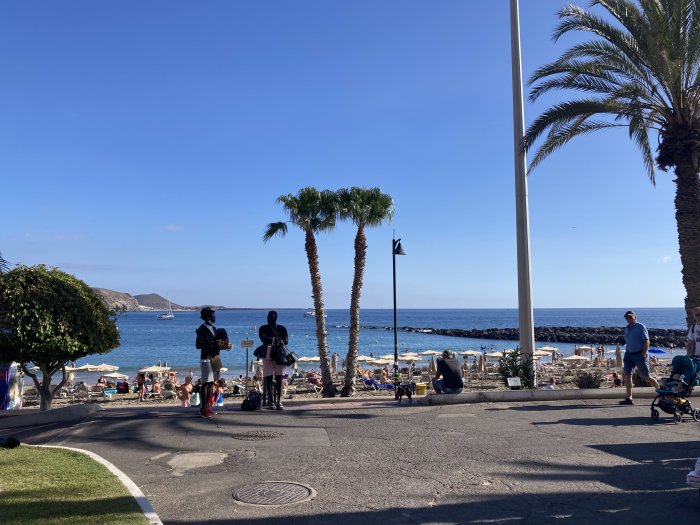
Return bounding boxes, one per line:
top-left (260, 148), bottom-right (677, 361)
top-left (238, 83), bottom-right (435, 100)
top-left (393, 239), bottom-right (406, 256)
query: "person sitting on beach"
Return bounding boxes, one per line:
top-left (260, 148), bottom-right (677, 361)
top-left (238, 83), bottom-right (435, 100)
top-left (544, 377), bottom-right (556, 390)
top-left (97, 376), bottom-right (106, 386)
top-left (611, 372), bottom-right (622, 387)
top-left (432, 350), bottom-right (464, 394)
top-left (306, 370), bottom-right (322, 386)
top-left (151, 379), bottom-right (161, 396)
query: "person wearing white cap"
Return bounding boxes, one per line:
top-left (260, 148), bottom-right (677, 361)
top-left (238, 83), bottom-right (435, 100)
top-left (620, 310), bottom-right (659, 405)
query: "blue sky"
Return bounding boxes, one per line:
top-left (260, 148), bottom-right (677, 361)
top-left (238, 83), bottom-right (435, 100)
top-left (0, 1), bottom-right (683, 309)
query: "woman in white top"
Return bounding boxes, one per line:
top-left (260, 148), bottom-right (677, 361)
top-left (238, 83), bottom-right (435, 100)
top-left (687, 307), bottom-right (700, 358)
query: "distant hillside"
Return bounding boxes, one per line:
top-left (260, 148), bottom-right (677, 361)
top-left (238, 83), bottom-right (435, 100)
top-left (92, 288), bottom-right (140, 312)
top-left (134, 293), bottom-right (184, 310)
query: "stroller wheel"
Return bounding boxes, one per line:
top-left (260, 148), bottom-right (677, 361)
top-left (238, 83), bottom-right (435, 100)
top-left (651, 409), bottom-right (659, 421)
top-left (673, 411), bottom-right (682, 424)
top-left (692, 408), bottom-right (700, 422)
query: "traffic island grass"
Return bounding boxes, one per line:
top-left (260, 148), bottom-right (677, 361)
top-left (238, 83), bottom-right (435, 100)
top-left (0, 446), bottom-right (149, 525)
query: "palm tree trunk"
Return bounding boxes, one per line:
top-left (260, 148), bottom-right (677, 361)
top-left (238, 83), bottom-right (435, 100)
top-left (341, 226), bottom-right (366, 397)
top-left (674, 161), bottom-right (700, 326)
top-left (304, 229), bottom-right (336, 397)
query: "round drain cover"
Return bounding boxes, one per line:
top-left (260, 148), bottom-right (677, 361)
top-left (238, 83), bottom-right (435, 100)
top-left (233, 481), bottom-right (315, 506)
top-left (231, 431), bottom-right (283, 441)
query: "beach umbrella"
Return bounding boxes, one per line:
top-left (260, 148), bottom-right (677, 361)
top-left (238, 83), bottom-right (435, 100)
top-left (478, 354), bottom-right (486, 373)
top-left (459, 350), bottom-right (481, 357)
top-left (533, 350), bottom-right (552, 357)
top-left (420, 350), bottom-right (441, 356)
top-left (379, 354), bottom-right (395, 360)
top-left (615, 347), bottom-right (623, 368)
top-left (561, 355), bottom-right (589, 362)
top-left (485, 351), bottom-right (504, 359)
top-left (139, 365), bottom-right (171, 375)
top-left (356, 355), bottom-right (373, 362)
top-left (369, 358), bottom-right (393, 366)
top-left (103, 372), bottom-right (128, 380)
top-left (539, 346), bottom-right (558, 351)
top-left (76, 363), bottom-right (100, 372)
top-left (648, 347), bottom-right (666, 354)
top-left (94, 363), bottom-right (119, 372)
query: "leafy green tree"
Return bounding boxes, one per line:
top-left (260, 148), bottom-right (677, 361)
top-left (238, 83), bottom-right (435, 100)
top-left (263, 187), bottom-right (339, 397)
top-left (337, 187), bottom-right (394, 397)
top-left (0, 265), bottom-right (120, 410)
top-left (523, 0), bottom-right (700, 325)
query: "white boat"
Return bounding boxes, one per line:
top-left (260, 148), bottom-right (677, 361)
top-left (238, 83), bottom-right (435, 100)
top-left (157, 298), bottom-right (174, 320)
top-left (303, 309), bottom-right (326, 318)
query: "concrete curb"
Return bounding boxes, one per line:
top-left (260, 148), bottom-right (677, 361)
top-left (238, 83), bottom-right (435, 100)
top-left (0, 403), bottom-right (103, 429)
top-left (417, 387), bottom-right (660, 406)
top-left (32, 445), bottom-right (163, 525)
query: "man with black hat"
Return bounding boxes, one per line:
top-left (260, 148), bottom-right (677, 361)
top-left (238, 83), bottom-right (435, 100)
top-left (620, 310), bottom-right (659, 405)
top-left (196, 307), bottom-right (222, 417)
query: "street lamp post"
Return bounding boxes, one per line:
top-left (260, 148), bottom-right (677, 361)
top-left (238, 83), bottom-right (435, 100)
top-left (509, 0), bottom-right (535, 384)
top-left (392, 237), bottom-right (405, 399)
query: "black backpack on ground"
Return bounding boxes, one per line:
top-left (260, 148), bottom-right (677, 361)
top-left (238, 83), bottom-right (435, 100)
top-left (241, 390), bottom-right (262, 411)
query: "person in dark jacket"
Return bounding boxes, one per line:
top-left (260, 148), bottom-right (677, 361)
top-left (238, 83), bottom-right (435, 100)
top-left (432, 350), bottom-right (464, 394)
top-left (195, 307), bottom-right (221, 417)
top-left (258, 311), bottom-right (289, 410)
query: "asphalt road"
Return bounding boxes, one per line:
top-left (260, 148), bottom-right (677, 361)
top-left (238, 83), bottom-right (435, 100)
top-left (6, 398), bottom-right (700, 525)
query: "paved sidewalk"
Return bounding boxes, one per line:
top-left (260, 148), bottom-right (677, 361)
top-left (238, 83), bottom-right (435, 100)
top-left (3, 396), bottom-right (700, 524)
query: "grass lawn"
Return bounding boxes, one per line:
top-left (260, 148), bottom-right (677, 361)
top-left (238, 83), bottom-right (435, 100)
top-left (0, 446), bottom-right (149, 525)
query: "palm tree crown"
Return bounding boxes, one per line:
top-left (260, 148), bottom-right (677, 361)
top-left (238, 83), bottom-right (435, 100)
top-left (524, 0), bottom-right (700, 323)
top-left (263, 187), bottom-right (337, 241)
top-left (524, 0), bottom-right (700, 182)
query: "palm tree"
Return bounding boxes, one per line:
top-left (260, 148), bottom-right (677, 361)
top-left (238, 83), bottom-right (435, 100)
top-left (524, 0), bottom-right (700, 325)
top-left (337, 187), bottom-right (394, 397)
top-left (263, 187), bottom-right (339, 397)
top-left (0, 252), bottom-right (8, 274)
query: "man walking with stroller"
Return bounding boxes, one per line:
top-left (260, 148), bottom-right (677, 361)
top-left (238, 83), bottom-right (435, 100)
top-left (620, 310), bottom-right (659, 405)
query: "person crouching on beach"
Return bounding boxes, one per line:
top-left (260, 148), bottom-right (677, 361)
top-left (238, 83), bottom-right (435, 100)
top-left (195, 306), bottom-right (221, 418)
top-left (432, 350), bottom-right (464, 394)
top-left (620, 310), bottom-right (659, 405)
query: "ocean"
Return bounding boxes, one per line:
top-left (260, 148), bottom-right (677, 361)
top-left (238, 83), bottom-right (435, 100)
top-left (68, 307), bottom-right (687, 382)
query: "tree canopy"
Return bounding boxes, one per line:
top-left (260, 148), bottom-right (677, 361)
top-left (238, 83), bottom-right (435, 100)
top-left (0, 265), bottom-right (120, 409)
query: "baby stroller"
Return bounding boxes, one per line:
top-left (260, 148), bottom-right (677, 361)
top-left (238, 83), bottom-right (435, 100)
top-left (650, 355), bottom-right (700, 424)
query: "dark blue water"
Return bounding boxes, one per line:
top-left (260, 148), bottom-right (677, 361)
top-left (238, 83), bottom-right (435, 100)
top-left (71, 308), bottom-right (686, 380)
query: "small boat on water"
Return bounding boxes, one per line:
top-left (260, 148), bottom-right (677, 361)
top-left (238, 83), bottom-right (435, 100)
top-left (157, 298), bottom-right (174, 320)
top-left (304, 310), bottom-right (326, 318)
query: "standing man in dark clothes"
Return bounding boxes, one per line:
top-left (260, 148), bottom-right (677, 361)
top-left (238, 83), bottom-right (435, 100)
top-left (196, 307), bottom-right (221, 418)
top-left (432, 350), bottom-right (464, 394)
top-left (258, 311), bottom-right (289, 410)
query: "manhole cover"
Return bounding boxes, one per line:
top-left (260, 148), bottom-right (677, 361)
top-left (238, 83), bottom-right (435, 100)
top-left (233, 481), bottom-right (316, 506)
top-left (231, 431), bottom-right (283, 441)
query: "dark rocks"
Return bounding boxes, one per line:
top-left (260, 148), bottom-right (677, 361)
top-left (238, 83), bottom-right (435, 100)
top-left (364, 325), bottom-right (686, 348)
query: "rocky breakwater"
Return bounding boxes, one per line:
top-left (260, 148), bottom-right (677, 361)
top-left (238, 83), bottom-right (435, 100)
top-left (365, 325), bottom-right (687, 348)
